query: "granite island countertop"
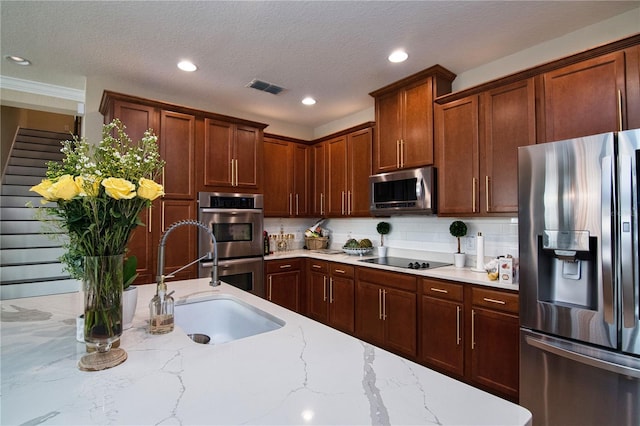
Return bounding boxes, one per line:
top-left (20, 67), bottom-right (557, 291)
top-left (1, 279), bottom-right (530, 425)
top-left (265, 249), bottom-right (520, 292)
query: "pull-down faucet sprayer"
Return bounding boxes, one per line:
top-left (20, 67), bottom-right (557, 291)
top-left (157, 219), bottom-right (220, 287)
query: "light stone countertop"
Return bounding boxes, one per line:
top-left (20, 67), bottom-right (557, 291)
top-left (265, 249), bottom-right (520, 292)
top-left (1, 279), bottom-right (531, 425)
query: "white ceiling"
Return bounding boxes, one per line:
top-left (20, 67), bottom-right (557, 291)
top-left (1, 1), bottom-right (638, 129)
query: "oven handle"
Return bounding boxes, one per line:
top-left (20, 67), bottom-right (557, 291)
top-left (199, 208), bottom-right (264, 214)
top-left (201, 258), bottom-right (262, 268)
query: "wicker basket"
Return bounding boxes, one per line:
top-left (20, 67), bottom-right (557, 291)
top-left (305, 237), bottom-right (329, 250)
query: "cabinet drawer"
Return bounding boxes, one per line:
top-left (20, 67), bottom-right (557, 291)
top-left (357, 267), bottom-right (417, 292)
top-left (308, 259), bottom-right (329, 274)
top-left (421, 279), bottom-right (463, 302)
top-left (266, 258), bottom-right (302, 273)
top-left (330, 263), bottom-right (354, 278)
top-left (472, 287), bottom-right (519, 314)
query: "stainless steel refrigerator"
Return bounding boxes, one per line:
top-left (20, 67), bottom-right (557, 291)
top-left (518, 129), bottom-right (640, 425)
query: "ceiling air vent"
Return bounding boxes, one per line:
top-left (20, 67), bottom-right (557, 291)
top-left (246, 79), bottom-right (285, 95)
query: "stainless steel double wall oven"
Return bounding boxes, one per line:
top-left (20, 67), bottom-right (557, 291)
top-left (198, 192), bottom-right (264, 297)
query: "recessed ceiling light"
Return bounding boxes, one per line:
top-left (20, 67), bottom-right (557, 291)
top-left (177, 60), bottom-right (197, 72)
top-left (388, 50), bottom-right (408, 63)
top-left (302, 97), bottom-right (316, 106)
top-left (5, 55), bottom-right (31, 66)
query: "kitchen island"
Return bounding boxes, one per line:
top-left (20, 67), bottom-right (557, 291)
top-left (1, 279), bottom-right (531, 425)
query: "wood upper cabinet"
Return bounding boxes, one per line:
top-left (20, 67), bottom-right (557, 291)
top-left (311, 142), bottom-right (326, 217)
top-left (160, 110), bottom-right (195, 199)
top-left (371, 66), bottom-right (455, 173)
top-left (436, 78), bottom-right (535, 216)
top-left (356, 267), bottom-right (417, 358)
top-left (203, 119), bottom-right (263, 190)
top-left (326, 127), bottom-right (372, 217)
top-left (540, 51), bottom-right (626, 142)
top-left (625, 45), bottom-right (640, 130)
top-left (420, 279), bottom-right (464, 378)
top-left (263, 136), bottom-right (309, 217)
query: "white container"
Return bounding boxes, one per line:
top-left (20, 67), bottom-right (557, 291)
top-left (453, 253), bottom-right (466, 268)
top-left (377, 246), bottom-right (388, 257)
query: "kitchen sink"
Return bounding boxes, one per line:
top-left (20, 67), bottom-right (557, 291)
top-left (175, 295), bottom-right (285, 345)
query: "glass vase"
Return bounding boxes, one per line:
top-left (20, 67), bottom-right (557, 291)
top-left (83, 254), bottom-right (123, 352)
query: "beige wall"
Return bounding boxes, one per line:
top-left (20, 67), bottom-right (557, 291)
top-left (1, 106), bottom-right (75, 174)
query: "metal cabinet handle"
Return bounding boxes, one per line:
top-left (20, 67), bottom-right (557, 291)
top-left (235, 159), bottom-right (239, 186)
top-left (148, 206), bottom-right (152, 233)
top-left (456, 305), bottom-right (461, 345)
top-left (334, 269), bottom-right (346, 274)
top-left (378, 288), bottom-right (383, 320)
top-left (295, 194), bottom-right (299, 216)
top-left (471, 309), bottom-right (476, 349)
top-left (347, 191), bottom-right (352, 215)
top-left (483, 297), bottom-right (506, 305)
top-left (617, 89), bottom-right (623, 132)
top-left (396, 140), bottom-right (400, 169)
top-left (161, 201), bottom-right (165, 231)
top-left (472, 177), bottom-right (478, 213)
top-left (400, 139), bottom-right (405, 168)
top-left (341, 191), bottom-right (345, 215)
top-left (323, 276), bottom-right (327, 302)
top-left (268, 276), bottom-right (272, 301)
top-left (329, 278), bottom-right (334, 303)
top-left (485, 175), bottom-right (491, 213)
top-left (430, 287), bottom-right (448, 294)
top-left (382, 289), bottom-right (387, 320)
top-left (320, 193), bottom-right (324, 215)
top-left (289, 193), bottom-right (292, 216)
top-left (279, 264), bottom-right (292, 269)
top-left (312, 264), bottom-right (322, 269)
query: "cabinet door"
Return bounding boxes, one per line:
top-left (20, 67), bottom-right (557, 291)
top-left (355, 281), bottom-right (385, 345)
top-left (384, 287), bottom-right (417, 358)
top-left (626, 46), bottom-right (640, 130)
top-left (481, 79), bottom-right (536, 214)
top-left (311, 143), bottom-right (326, 216)
top-left (308, 270), bottom-right (328, 323)
top-left (235, 125), bottom-right (261, 189)
top-left (292, 143), bottom-right (309, 216)
top-left (326, 136), bottom-right (348, 216)
top-left (470, 307), bottom-right (519, 399)
top-left (374, 91), bottom-right (401, 173)
top-left (542, 51), bottom-right (625, 142)
top-left (203, 119), bottom-right (234, 187)
top-left (329, 275), bottom-right (355, 334)
top-left (435, 96), bottom-right (480, 215)
top-left (402, 78), bottom-right (434, 168)
top-left (347, 128), bottom-right (372, 216)
top-left (263, 138), bottom-right (292, 216)
top-left (421, 295), bottom-right (464, 376)
top-left (267, 271), bottom-right (300, 312)
top-left (160, 199), bottom-right (197, 280)
top-left (160, 111), bottom-right (195, 199)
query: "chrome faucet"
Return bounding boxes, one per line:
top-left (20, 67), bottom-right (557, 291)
top-left (157, 219), bottom-right (220, 287)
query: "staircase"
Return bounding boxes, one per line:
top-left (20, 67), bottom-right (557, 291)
top-left (0, 128), bottom-right (81, 299)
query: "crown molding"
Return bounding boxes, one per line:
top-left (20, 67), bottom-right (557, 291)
top-left (0, 75), bottom-right (85, 102)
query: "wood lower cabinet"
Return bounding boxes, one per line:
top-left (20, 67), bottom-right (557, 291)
top-left (420, 279), bottom-right (464, 377)
top-left (265, 259), bottom-right (303, 313)
top-left (356, 267), bottom-right (417, 358)
top-left (307, 260), bottom-right (355, 334)
top-left (469, 286), bottom-right (519, 401)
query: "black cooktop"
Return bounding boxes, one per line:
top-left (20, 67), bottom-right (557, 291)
top-left (359, 257), bottom-right (451, 270)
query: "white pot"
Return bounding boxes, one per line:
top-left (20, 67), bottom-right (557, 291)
top-left (377, 246), bottom-right (388, 257)
top-left (122, 285), bottom-right (138, 330)
top-left (76, 314), bottom-right (85, 342)
top-left (453, 253), bottom-right (466, 268)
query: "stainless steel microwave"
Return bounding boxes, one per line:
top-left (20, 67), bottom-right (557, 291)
top-left (369, 166), bottom-right (437, 215)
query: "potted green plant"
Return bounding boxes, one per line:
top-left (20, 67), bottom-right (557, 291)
top-left (376, 221), bottom-right (391, 257)
top-left (449, 220), bottom-right (467, 267)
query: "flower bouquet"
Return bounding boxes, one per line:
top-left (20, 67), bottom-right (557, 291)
top-left (30, 119), bottom-right (165, 370)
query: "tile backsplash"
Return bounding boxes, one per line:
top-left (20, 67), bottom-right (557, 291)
top-left (264, 216), bottom-right (519, 265)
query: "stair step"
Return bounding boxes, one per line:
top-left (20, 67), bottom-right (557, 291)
top-left (9, 148), bottom-right (63, 161)
top-left (0, 262), bottom-right (70, 282)
top-left (1, 247), bottom-right (66, 265)
top-left (0, 279), bottom-right (81, 300)
top-left (4, 164), bottom-right (48, 177)
top-left (14, 140), bottom-right (64, 154)
top-left (8, 157), bottom-right (54, 168)
top-left (16, 128), bottom-right (70, 141)
top-left (0, 219), bottom-right (62, 234)
top-left (1, 233), bottom-right (67, 249)
top-left (0, 194), bottom-right (53, 207)
top-left (3, 174), bottom-right (45, 186)
top-left (0, 185), bottom-right (39, 197)
top-left (0, 207), bottom-right (44, 221)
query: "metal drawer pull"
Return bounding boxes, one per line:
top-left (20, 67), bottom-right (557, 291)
top-left (483, 297), bottom-right (506, 305)
top-left (312, 264), bottom-right (322, 269)
top-left (334, 269), bottom-right (346, 274)
top-left (279, 264), bottom-right (292, 269)
top-left (456, 306), bottom-right (461, 345)
top-left (430, 287), bottom-right (448, 293)
top-left (323, 276), bottom-right (327, 302)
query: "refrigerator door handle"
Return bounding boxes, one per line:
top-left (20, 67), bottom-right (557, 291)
top-left (601, 156), bottom-right (615, 324)
top-left (525, 334), bottom-right (640, 379)
top-left (618, 154), bottom-right (636, 328)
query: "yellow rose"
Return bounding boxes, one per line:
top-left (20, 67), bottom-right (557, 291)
top-left (30, 179), bottom-right (56, 201)
top-left (75, 175), bottom-right (101, 197)
top-left (101, 177), bottom-right (136, 200)
top-left (137, 178), bottom-right (165, 201)
top-left (49, 175), bottom-right (81, 201)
